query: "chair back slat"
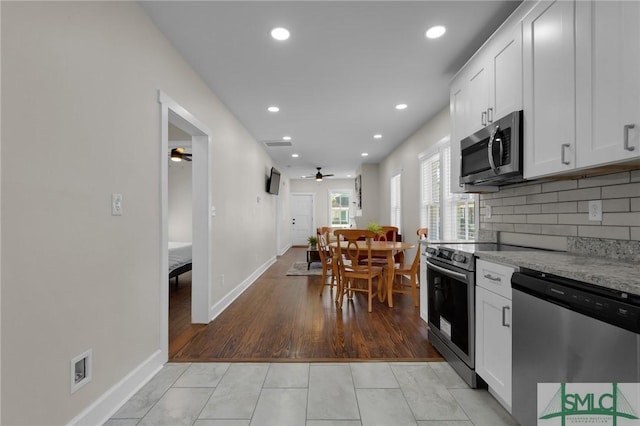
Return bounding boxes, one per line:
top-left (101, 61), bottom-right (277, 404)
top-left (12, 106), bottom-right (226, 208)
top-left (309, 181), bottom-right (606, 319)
top-left (412, 227), bottom-right (429, 271)
top-left (333, 229), bottom-right (376, 272)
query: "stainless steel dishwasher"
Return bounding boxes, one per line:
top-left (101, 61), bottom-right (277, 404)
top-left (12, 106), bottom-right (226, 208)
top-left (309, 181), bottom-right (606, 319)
top-left (511, 268), bottom-right (640, 426)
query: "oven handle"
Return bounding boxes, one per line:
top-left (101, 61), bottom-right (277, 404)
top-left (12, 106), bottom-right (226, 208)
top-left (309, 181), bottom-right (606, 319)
top-left (426, 260), bottom-right (469, 282)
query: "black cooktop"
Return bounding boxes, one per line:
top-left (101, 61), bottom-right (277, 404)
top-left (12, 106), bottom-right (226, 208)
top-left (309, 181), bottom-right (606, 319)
top-left (423, 241), bottom-right (551, 271)
top-left (432, 242), bottom-right (545, 255)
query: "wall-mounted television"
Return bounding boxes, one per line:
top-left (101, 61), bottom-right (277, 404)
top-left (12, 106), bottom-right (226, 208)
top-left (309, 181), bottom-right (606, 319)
top-left (267, 167), bottom-right (281, 195)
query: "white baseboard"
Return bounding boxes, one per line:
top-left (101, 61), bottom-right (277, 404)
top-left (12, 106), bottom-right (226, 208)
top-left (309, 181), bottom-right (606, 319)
top-left (209, 256), bottom-right (277, 321)
top-left (278, 243), bottom-right (292, 256)
top-left (67, 350), bottom-right (165, 426)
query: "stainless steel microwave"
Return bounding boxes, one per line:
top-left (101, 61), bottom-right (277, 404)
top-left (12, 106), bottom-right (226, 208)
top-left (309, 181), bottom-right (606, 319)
top-left (460, 110), bottom-right (524, 186)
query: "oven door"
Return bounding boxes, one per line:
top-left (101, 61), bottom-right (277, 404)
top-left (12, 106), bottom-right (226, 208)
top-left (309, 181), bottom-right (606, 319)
top-left (427, 258), bottom-right (475, 368)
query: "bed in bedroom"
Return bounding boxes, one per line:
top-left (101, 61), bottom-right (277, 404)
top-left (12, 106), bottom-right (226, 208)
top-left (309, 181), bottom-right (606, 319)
top-left (169, 242), bottom-right (192, 286)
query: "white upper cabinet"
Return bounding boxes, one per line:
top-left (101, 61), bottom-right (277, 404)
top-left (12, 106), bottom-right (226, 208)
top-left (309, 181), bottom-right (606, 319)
top-left (449, 76), bottom-right (469, 193)
top-left (466, 24), bottom-right (523, 136)
top-left (490, 24), bottom-right (522, 124)
top-left (467, 54), bottom-right (491, 135)
top-left (575, 1), bottom-right (640, 167)
top-left (523, 0), bottom-right (576, 179)
top-left (449, 8), bottom-right (524, 193)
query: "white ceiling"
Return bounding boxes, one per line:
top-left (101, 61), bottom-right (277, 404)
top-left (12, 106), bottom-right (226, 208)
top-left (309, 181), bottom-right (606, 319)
top-left (141, 1), bottom-right (521, 179)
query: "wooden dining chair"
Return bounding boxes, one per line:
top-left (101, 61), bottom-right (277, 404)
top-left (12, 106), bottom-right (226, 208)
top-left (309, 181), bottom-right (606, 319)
top-left (391, 227), bottom-right (428, 307)
top-left (317, 228), bottom-right (337, 296)
top-left (366, 225), bottom-right (400, 266)
top-left (376, 226), bottom-right (398, 242)
top-left (333, 229), bottom-right (386, 312)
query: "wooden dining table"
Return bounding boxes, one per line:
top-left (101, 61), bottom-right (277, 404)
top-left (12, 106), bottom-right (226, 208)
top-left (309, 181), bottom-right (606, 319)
top-left (329, 240), bottom-right (415, 308)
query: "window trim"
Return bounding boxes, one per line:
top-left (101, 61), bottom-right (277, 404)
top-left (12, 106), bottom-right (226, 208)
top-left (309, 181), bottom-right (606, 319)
top-left (418, 136), bottom-right (478, 241)
top-left (327, 188), bottom-right (353, 229)
top-left (390, 173), bottom-right (402, 234)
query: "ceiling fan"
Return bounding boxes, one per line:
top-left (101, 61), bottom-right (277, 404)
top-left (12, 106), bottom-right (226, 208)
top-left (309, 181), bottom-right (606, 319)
top-left (170, 147), bottom-right (192, 162)
top-left (303, 167), bottom-right (334, 181)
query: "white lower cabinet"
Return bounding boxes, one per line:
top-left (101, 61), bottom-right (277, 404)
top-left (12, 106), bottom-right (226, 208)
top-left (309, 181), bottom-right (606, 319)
top-left (475, 259), bottom-right (515, 412)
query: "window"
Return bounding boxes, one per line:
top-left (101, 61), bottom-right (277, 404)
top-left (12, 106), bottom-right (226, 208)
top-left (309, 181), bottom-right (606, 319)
top-left (420, 138), bottom-right (476, 241)
top-left (390, 173), bottom-right (401, 232)
top-left (329, 190), bottom-right (352, 228)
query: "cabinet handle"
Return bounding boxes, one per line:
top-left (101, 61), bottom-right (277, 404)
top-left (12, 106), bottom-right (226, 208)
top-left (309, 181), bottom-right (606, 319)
top-left (481, 111), bottom-right (487, 126)
top-left (487, 107), bottom-right (494, 123)
top-left (561, 143), bottom-right (571, 165)
top-left (502, 306), bottom-right (511, 327)
top-left (624, 124), bottom-right (636, 151)
top-left (483, 273), bottom-right (501, 282)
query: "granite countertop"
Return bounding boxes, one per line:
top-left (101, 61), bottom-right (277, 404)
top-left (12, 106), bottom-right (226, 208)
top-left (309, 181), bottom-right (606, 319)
top-left (475, 250), bottom-right (640, 296)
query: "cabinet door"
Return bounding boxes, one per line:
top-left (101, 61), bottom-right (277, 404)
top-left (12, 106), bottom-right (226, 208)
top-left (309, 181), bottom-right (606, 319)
top-left (576, 1), bottom-right (640, 167)
top-left (450, 77), bottom-right (468, 193)
top-left (476, 286), bottom-right (512, 409)
top-left (523, 0), bottom-right (576, 179)
top-left (467, 58), bottom-right (490, 135)
top-left (490, 23), bottom-right (522, 122)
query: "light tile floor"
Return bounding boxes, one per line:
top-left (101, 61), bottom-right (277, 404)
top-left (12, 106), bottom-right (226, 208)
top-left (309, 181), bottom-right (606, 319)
top-left (105, 362), bottom-right (519, 426)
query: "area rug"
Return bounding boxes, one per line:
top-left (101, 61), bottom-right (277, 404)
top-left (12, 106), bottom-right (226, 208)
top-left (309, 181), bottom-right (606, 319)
top-left (286, 261), bottom-right (324, 276)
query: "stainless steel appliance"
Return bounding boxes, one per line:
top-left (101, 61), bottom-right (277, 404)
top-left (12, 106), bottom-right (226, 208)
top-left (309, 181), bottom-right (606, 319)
top-left (423, 241), bottom-right (522, 388)
top-left (460, 110), bottom-right (523, 186)
top-left (512, 269), bottom-right (640, 426)
top-left (426, 244), bottom-right (478, 387)
top-left (425, 242), bottom-right (540, 388)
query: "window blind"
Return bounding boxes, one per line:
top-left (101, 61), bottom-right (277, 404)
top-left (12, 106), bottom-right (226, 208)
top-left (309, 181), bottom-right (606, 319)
top-left (419, 141), bottom-right (476, 241)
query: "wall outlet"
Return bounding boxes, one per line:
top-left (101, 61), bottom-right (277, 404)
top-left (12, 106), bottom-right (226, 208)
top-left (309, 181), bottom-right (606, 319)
top-left (588, 200), bottom-right (602, 221)
top-left (70, 349), bottom-right (92, 394)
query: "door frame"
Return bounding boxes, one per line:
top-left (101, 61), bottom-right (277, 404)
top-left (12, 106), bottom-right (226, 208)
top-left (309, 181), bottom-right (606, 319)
top-left (158, 91), bottom-right (213, 360)
top-left (290, 192), bottom-right (316, 245)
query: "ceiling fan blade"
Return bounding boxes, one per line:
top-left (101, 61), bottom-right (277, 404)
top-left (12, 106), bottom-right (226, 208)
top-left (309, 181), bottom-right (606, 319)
top-left (323, 174), bottom-right (334, 177)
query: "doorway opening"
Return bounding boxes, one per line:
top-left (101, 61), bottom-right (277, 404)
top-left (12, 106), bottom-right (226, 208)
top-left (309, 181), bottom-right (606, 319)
top-left (159, 91), bottom-right (213, 360)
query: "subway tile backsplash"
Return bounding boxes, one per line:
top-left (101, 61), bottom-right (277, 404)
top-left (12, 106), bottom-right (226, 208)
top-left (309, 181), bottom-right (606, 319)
top-left (480, 169), bottom-right (640, 260)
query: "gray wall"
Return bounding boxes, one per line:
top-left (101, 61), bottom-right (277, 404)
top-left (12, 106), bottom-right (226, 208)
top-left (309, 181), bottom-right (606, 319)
top-left (1, 2), bottom-right (286, 424)
top-left (378, 107), bottom-right (450, 239)
top-left (289, 178), bottom-right (354, 229)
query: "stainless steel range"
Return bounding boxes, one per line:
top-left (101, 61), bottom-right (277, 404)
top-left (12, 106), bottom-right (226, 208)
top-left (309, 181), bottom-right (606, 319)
top-left (424, 242), bottom-right (541, 388)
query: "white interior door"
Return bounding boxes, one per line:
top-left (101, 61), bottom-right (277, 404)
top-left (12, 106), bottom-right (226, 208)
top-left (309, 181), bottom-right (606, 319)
top-left (291, 193), bottom-right (314, 246)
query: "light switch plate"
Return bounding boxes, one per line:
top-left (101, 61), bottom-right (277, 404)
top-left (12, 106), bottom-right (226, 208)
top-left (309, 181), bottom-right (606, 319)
top-left (588, 200), bottom-right (602, 221)
top-left (111, 193), bottom-right (123, 216)
top-left (486, 205), bottom-right (492, 219)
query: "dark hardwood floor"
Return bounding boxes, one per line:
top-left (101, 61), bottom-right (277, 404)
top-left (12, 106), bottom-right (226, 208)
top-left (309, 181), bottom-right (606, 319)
top-left (169, 247), bottom-right (443, 362)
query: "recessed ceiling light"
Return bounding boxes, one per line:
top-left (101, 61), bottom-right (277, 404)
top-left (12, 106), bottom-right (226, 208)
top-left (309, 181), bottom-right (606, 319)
top-left (291, 153), bottom-right (299, 158)
top-left (361, 152), bottom-right (369, 157)
top-left (373, 134), bottom-right (382, 139)
top-left (426, 25), bottom-right (446, 39)
top-left (347, 174), bottom-right (352, 178)
top-left (267, 106), bottom-right (280, 113)
top-left (395, 104), bottom-right (408, 110)
top-left (271, 27), bottom-right (290, 41)
top-left (282, 136), bottom-right (292, 141)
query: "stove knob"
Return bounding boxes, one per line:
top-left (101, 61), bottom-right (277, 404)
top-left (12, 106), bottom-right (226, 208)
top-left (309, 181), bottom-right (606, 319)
top-left (453, 254), bottom-right (467, 263)
top-left (425, 247), bottom-right (436, 255)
